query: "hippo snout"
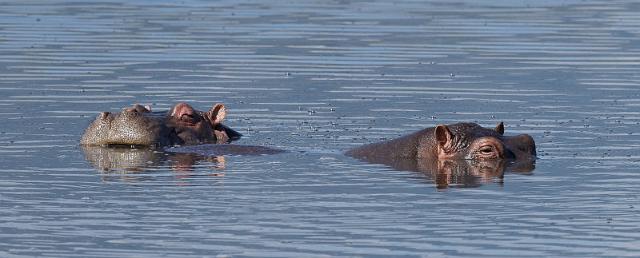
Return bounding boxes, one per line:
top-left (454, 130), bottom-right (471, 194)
top-left (504, 134), bottom-right (536, 159)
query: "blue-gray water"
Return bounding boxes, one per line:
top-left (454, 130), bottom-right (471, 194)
top-left (2, 0), bottom-right (640, 257)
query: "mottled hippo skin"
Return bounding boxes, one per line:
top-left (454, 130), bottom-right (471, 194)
top-left (81, 103), bottom-right (241, 147)
top-left (346, 122), bottom-right (536, 171)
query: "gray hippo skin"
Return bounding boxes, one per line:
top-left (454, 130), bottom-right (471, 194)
top-left (81, 102), bottom-right (242, 147)
top-left (346, 122), bottom-right (536, 187)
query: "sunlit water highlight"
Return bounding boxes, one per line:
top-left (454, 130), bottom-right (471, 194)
top-left (1, 0), bottom-right (640, 257)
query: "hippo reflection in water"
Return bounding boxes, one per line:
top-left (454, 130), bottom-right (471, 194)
top-left (346, 122), bottom-right (536, 188)
top-left (81, 102), bottom-right (242, 147)
top-left (82, 144), bottom-right (284, 173)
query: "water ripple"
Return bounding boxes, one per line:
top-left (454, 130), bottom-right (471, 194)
top-left (1, 0), bottom-right (640, 257)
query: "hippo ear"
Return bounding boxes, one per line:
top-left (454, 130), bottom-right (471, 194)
top-left (495, 122), bottom-right (504, 135)
top-left (435, 124), bottom-right (453, 148)
top-left (206, 103), bottom-right (226, 125)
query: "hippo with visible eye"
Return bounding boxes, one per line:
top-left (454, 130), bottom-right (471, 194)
top-left (165, 102), bottom-right (240, 145)
top-left (80, 102), bottom-right (241, 147)
top-left (346, 122), bottom-right (536, 178)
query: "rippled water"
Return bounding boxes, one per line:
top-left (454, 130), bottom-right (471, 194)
top-left (2, 0), bottom-right (640, 257)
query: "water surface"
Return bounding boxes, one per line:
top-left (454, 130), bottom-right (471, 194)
top-left (1, 0), bottom-right (640, 257)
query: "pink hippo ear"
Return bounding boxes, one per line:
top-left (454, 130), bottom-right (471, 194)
top-left (435, 124), bottom-right (453, 149)
top-left (495, 122), bottom-right (504, 135)
top-left (206, 103), bottom-right (226, 125)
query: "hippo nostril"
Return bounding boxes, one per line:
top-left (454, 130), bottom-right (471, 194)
top-left (100, 112), bottom-right (110, 120)
top-left (504, 149), bottom-right (516, 159)
top-left (123, 108), bottom-right (135, 113)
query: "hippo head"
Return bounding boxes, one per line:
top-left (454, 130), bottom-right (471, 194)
top-left (80, 104), bottom-right (171, 146)
top-left (433, 122), bottom-right (536, 162)
top-left (166, 102), bottom-right (230, 145)
top-left (81, 103), bottom-right (241, 147)
top-left (346, 121), bottom-right (536, 188)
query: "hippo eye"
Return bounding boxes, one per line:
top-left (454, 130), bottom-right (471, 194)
top-left (180, 114), bottom-right (201, 124)
top-left (180, 114), bottom-right (194, 122)
top-left (479, 146), bottom-right (494, 154)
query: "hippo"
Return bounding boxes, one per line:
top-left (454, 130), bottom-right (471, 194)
top-left (346, 122), bottom-right (536, 187)
top-left (81, 102), bottom-right (286, 175)
top-left (346, 122), bottom-right (536, 162)
top-left (80, 102), bottom-right (242, 147)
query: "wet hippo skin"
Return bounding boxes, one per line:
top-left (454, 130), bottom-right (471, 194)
top-left (80, 102), bottom-right (242, 147)
top-left (346, 122), bottom-right (536, 162)
top-left (346, 122), bottom-right (537, 187)
top-left (81, 102), bottom-right (288, 173)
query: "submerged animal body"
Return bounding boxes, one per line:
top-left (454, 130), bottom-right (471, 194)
top-left (346, 122), bottom-right (536, 170)
top-left (81, 103), bottom-right (241, 147)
